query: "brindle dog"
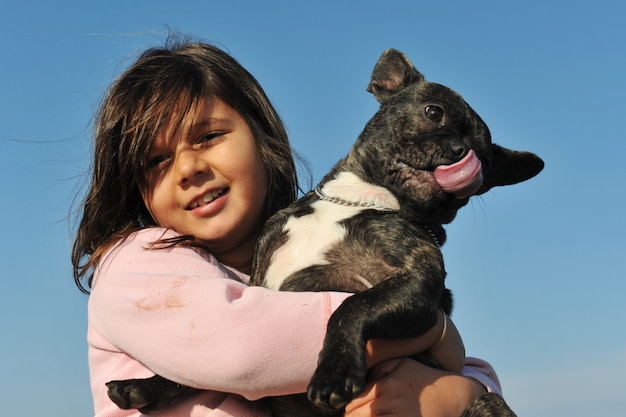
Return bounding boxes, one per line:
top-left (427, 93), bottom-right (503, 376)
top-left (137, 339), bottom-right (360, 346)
top-left (107, 49), bottom-right (543, 417)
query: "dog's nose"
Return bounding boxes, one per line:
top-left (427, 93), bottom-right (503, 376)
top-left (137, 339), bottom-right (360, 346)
top-left (451, 143), bottom-right (469, 158)
top-left (450, 143), bottom-right (468, 160)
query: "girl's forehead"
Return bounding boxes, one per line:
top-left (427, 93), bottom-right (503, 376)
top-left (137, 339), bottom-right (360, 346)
top-left (152, 97), bottom-right (237, 149)
top-left (154, 97), bottom-right (209, 141)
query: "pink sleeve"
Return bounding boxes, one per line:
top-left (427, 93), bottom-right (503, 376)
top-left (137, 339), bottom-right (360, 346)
top-left (89, 228), bottom-right (351, 400)
top-left (461, 357), bottom-right (503, 396)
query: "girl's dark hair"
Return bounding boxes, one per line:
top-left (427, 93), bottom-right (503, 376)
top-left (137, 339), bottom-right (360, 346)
top-left (72, 39), bottom-right (300, 293)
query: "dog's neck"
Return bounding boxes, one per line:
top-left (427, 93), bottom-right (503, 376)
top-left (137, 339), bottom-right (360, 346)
top-left (314, 185), bottom-right (397, 212)
top-left (315, 171), bottom-right (400, 211)
top-left (315, 172), bottom-right (442, 247)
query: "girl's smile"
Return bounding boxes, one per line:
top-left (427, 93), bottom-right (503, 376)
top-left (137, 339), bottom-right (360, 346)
top-left (184, 186), bottom-right (230, 220)
top-left (144, 97), bottom-right (268, 270)
top-left (186, 187), bottom-right (229, 210)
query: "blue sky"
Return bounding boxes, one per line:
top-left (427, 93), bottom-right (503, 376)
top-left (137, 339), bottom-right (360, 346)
top-left (2, 1), bottom-right (624, 416)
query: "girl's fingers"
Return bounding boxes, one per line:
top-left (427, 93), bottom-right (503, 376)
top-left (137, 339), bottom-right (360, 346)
top-left (344, 358), bottom-right (405, 416)
top-left (344, 386), bottom-right (376, 416)
top-left (368, 357), bottom-right (404, 380)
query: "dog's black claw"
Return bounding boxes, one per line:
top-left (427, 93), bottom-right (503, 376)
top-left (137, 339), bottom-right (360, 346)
top-left (106, 382), bottom-right (132, 409)
top-left (106, 376), bottom-right (197, 414)
top-left (307, 361), bottom-right (366, 411)
top-left (106, 380), bottom-right (163, 414)
top-left (307, 379), bottom-right (363, 411)
top-left (106, 381), bottom-right (151, 410)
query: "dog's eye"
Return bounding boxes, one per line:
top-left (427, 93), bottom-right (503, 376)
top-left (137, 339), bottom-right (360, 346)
top-left (425, 105), bottom-right (444, 122)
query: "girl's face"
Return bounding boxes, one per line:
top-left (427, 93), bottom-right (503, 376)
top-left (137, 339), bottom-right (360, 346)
top-left (145, 97), bottom-right (268, 271)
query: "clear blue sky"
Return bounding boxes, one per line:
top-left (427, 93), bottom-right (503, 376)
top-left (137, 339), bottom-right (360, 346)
top-left (2, 1), bottom-right (624, 416)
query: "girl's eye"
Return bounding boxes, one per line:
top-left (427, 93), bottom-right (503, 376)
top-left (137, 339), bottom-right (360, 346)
top-left (425, 105), bottom-right (444, 122)
top-left (148, 154), bottom-right (170, 169)
top-left (198, 131), bottom-right (226, 144)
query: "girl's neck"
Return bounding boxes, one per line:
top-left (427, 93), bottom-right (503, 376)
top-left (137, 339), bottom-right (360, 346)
top-left (222, 258), bottom-right (253, 275)
top-left (209, 232), bottom-right (260, 276)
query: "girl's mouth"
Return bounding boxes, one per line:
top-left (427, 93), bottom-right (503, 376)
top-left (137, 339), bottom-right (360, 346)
top-left (187, 188), bottom-right (229, 210)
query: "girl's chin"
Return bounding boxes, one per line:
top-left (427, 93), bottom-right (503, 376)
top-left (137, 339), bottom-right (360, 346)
top-left (182, 223), bottom-right (231, 243)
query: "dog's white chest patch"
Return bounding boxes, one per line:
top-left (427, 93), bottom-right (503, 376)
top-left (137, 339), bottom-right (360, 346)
top-left (262, 172), bottom-right (399, 290)
top-left (262, 202), bottom-right (360, 290)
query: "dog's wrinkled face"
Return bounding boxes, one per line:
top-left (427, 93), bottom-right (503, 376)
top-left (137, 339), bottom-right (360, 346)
top-left (368, 81), bottom-right (491, 223)
top-left (347, 49), bottom-right (543, 224)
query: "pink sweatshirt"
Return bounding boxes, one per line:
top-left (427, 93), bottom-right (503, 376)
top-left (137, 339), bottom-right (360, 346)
top-left (87, 227), bottom-right (501, 417)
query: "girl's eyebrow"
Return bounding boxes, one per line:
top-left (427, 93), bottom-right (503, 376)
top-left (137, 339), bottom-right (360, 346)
top-left (187, 117), bottom-right (234, 136)
top-left (194, 117), bottom-right (234, 129)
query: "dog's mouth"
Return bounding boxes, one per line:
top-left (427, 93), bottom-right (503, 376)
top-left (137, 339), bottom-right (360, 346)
top-left (433, 150), bottom-right (483, 199)
top-left (394, 150), bottom-right (483, 199)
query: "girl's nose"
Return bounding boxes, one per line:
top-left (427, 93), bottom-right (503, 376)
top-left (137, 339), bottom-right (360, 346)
top-left (175, 150), bottom-right (210, 186)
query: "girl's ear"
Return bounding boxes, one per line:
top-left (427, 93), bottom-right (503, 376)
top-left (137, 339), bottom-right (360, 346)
top-left (476, 144), bottom-right (544, 194)
top-left (366, 49), bottom-right (425, 103)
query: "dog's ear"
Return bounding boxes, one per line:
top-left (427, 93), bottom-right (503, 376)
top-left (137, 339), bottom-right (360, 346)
top-left (367, 49), bottom-right (425, 103)
top-left (476, 144), bottom-right (544, 194)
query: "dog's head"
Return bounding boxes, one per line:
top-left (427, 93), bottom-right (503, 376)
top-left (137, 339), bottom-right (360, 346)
top-left (347, 48), bottom-right (543, 224)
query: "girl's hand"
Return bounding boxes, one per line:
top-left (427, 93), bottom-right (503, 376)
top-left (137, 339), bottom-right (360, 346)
top-left (344, 358), bottom-right (486, 417)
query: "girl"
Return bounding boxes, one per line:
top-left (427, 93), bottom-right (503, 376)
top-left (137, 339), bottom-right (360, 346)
top-left (72, 38), bottom-right (502, 417)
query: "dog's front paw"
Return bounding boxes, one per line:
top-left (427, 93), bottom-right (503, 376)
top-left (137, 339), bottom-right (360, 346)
top-left (106, 380), bottom-right (153, 411)
top-left (306, 353), bottom-right (367, 411)
top-left (106, 376), bottom-right (182, 414)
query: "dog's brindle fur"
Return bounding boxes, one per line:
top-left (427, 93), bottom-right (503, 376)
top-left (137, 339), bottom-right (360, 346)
top-left (106, 49), bottom-right (543, 416)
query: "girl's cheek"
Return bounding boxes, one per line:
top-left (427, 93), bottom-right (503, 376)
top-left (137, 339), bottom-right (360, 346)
top-left (144, 188), bottom-right (166, 226)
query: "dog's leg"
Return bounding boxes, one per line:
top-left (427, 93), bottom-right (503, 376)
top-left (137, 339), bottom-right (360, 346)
top-left (307, 272), bottom-right (441, 411)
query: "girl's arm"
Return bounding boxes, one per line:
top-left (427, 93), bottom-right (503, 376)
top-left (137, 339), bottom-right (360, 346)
top-left (345, 357), bottom-right (500, 417)
top-left (350, 310), bottom-right (499, 417)
top-left (365, 309), bottom-right (465, 373)
top-left (90, 228), bottom-right (350, 400)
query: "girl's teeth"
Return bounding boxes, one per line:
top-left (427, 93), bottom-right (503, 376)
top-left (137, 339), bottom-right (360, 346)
top-left (197, 189), bottom-right (223, 207)
top-left (188, 189), bottom-right (227, 210)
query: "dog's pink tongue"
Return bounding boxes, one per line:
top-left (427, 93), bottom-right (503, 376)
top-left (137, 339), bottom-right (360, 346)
top-left (433, 150), bottom-right (483, 199)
